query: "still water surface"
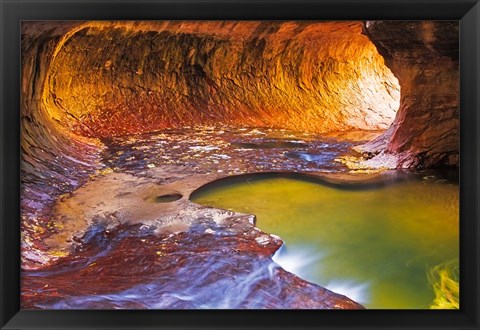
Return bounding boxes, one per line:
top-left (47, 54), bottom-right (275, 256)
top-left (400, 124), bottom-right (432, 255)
top-left (191, 173), bottom-right (459, 309)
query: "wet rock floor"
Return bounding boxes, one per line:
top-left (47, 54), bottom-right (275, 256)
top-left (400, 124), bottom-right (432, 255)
top-left (21, 126), bottom-right (384, 309)
top-left (99, 126), bottom-right (369, 177)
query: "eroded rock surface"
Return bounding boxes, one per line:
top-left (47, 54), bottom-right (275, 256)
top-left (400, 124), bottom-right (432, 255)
top-left (19, 21), bottom-right (400, 268)
top-left (21, 127), bottom-right (373, 309)
top-left (359, 21), bottom-right (459, 168)
top-left (44, 21), bottom-right (399, 137)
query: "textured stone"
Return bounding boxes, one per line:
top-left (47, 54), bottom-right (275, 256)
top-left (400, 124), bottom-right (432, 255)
top-left (19, 20), bottom-right (401, 268)
top-left (22, 219), bottom-right (364, 309)
top-left (42, 21), bottom-right (399, 137)
top-left (359, 21), bottom-right (459, 168)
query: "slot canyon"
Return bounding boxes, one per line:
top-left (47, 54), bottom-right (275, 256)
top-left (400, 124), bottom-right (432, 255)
top-left (21, 21), bottom-right (459, 309)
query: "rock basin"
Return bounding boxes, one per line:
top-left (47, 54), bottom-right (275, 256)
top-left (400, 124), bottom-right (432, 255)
top-left (21, 127), bottom-right (379, 309)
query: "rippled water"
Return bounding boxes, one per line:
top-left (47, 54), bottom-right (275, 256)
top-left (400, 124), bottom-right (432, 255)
top-left (191, 173), bottom-right (459, 309)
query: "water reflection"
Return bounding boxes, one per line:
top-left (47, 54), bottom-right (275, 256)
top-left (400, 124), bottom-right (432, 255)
top-left (191, 172), bottom-right (459, 309)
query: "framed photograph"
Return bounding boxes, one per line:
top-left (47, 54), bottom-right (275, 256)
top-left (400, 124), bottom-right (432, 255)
top-left (1, 0), bottom-right (479, 329)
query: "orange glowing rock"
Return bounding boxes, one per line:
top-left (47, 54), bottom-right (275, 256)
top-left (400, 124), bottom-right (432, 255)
top-left (40, 21), bottom-right (400, 138)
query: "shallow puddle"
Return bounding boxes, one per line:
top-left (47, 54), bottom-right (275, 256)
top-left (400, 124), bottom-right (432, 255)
top-left (191, 173), bottom-right (459, 309)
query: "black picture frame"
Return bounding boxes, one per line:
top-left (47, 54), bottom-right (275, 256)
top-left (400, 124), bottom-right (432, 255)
top-left (1, 0), bottom-right (479, 329)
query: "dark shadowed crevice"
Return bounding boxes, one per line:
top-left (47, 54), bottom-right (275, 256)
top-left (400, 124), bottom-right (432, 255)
top-left (357, 21), bottom-right (459, 168)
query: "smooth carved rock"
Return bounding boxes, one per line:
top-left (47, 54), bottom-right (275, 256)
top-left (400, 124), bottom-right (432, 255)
top-left (360, 21), bottom-right (459, 168)
top-left (43, 21), bottom-right (399, 137)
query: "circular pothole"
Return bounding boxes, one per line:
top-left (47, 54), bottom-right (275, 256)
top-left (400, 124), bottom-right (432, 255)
top-left (154, 193), bottom-right (182, 203)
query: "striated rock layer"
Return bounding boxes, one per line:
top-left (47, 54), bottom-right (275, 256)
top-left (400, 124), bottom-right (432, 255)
top-left (359, 21), bottom-right (459, 168)
top-left (21, 23), bottom-right (104, 267)
top-left (43, 21), bottom-right (399, 137)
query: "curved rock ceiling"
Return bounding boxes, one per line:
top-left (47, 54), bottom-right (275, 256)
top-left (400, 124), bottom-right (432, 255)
top-left (42, 21), bottom-right (399, 138)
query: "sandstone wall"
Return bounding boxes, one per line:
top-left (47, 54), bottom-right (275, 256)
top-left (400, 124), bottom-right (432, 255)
top-left (42, 21), bottom-right (399, 137)
top-left (360, 21), bottom-right (459, 168)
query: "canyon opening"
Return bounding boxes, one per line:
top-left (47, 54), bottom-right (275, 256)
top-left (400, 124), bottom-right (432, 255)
top-left (21, 20), bottom-right (459, 309)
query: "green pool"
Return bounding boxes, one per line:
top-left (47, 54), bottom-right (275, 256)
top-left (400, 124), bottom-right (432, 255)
top-left (191, 173), bottom-right (459, 309)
